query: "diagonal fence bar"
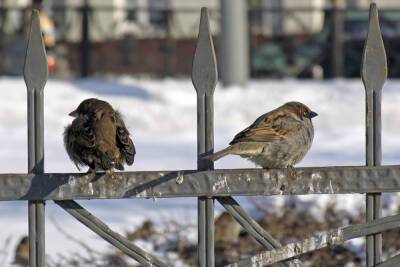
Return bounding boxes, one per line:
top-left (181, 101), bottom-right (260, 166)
top-left (192, 7), bottom-right (217, 267)
top-left (225, 213), bottom-right (400, 267)
top-left (218, 197), bottom-right (301, 267)
top-left (55, 200), bottom-right (170, 267)
top-left (374, 254), bottom-right (400, 267)
top-left (23, 10), bottom-right (48, 267)
top-left (361, 3), bottom-right (387, 266)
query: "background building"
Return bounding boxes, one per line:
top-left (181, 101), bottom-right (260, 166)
top-left (2, 0), bottom-right (400, 78)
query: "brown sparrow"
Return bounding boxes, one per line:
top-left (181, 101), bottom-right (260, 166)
top-left (13, 236), bottom-right (29, 266)
top-left (64, 98), bottom-right (135, 172)
top-left (206, 102), bottom-right (317, 168)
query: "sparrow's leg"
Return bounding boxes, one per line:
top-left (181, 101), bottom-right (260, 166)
top-left (286, 165), bottom-right (297, 179)
top-left (86, 167), bottom-right (96, 178)
top-left (106, 169), bottom-right (117, 179)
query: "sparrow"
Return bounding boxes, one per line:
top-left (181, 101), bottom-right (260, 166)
top-left (14, 236), bottom-right (29, 266)
top-left (206, 102), bottom-right (317, 168)
top-left (64, 98), bottom-right (135, 173)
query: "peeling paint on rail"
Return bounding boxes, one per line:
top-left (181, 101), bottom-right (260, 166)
top-left (1, 165), bottom-right (400, 201)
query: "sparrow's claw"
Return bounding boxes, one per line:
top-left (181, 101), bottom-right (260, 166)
top-left (106, 169), bottom-right (117, 179)
top-left (286, 165), bottom-right (297, 180)
top-left (86, 168), bottom-right (97, 179)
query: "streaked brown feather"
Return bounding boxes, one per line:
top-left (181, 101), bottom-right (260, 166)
top-left (115, 111), bottom-right (136, 166)
top-left (230, 109), bottom-right (302, 145)
top-left (64, 98), bottom-right (135, 171)
top-left (208, 101), bottom-right (316, 168)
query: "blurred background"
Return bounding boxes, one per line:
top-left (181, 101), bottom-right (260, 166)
top-left (2, 0), bottom-right (400, 266)
top-left (2, 0), bottom-right (400, 80)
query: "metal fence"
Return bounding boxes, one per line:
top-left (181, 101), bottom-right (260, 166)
top-left (1, 3), bottom-right (400, 267)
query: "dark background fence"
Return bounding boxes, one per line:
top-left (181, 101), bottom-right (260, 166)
top-left (3, 4), bottom-right (400, 78)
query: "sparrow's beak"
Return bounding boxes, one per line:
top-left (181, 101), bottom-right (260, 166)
top-left (309, 111), bottom-right (318, 119)
top-left (69, 110), bottom-right (78, 117)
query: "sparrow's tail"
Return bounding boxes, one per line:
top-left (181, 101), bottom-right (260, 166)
top-left (204, 146), bottom-right (233, 162)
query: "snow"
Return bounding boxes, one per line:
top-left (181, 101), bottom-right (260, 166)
top-left (0, 77), bottom-right (400, 265)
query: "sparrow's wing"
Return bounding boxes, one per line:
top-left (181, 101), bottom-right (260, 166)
top-left (75, 125), bottom-right (96, 148)
top-left (229, 112), bottom-right (302, 145)
top-left (64, 118), bottom-right (96, 169)
top-left (115, 112), bottom-right (136, 165)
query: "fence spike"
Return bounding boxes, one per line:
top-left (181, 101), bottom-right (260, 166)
top-left (361, 3), bottom-right (387, 265)
top-left (24, 10), bottom-right (48, 267)
top-left (192, 7), bottom-right (217, 96)
top-left (192, 7), bottom-right (217, 267)
top-left (23, 9), bottom-right (48, 92)
top-left (361, 3), bottom-right (387, 92)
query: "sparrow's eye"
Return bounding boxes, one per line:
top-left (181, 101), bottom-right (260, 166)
top-left (303, 111), bottom-right (308, 117)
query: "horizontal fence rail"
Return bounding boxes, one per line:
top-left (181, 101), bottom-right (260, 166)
top-left (1, 165), bottom-right (400, 201)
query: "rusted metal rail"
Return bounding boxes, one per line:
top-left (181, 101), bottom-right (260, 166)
top-left (2, 3), bottom-right (400, 267)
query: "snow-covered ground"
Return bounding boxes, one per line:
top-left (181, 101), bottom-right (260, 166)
top-left (0, 77), bottom-right (400, 265)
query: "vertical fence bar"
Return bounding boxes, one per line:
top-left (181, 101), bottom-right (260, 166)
top-left (331, 0), bottom-right (344, 77)
top-left (27, 87), bottom-right (36, 267)
top-left (164, 9), bottom-right (174, 77)
top-left (34, 84), bottom-right (46, 267)
top-left (28, 203), bottom-right (36, 267)
top-left (23, 10), bottom-right (48, 267)
top-left (81, 0), bottom-right (91, 78)
top-left (0, 6), bottom-right (6, 74)
top-left (361, 3), bottom-right (387, 266)
top-left (192, 8), bottom-right (217, 267)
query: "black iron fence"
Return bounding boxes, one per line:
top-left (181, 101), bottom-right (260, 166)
top-left (3, 4), bottom-right (400, 78)
top-left (1, 3), bottom-right (400, 267)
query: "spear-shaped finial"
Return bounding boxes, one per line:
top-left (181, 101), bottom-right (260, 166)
top-left (24, 9), bottom-right (48, 92)
top-left (361, 3), bottom-right (387, 265)
top-left (192, 7), bottom-right (217, 267)
top-left (24, 10), bottom-right (48, 267)
top-left (361, 3), bottom-right (387, 92)
top-left (192, 8), bottom-right (218, 95)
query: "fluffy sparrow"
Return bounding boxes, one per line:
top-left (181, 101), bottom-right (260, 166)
top-left (64, 98), bottom-right (135, 172)
top-left (206, 102), bottom-right (317, 168)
